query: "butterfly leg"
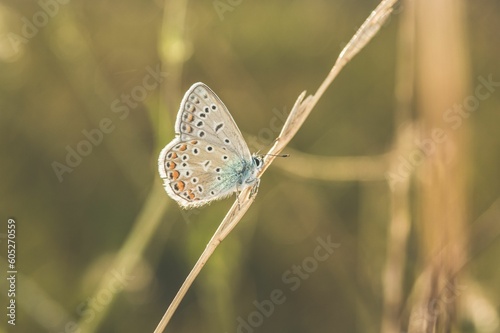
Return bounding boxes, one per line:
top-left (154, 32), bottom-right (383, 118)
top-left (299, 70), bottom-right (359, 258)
top-left (236, 192), bottom-right (241, 210)
top-left (235, 184), bottom-right (242, 210)
top-left (249, 178), bottom-right (260, 199)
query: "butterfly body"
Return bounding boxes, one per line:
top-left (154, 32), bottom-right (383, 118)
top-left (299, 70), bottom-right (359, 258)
top-left (158, 83), bottom-right (263, 208)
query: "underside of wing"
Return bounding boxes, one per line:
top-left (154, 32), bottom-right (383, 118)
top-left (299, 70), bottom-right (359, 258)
top-left (158, 138), bottom-right (243, 208)
top-left (175, 82), bottom-right (252, 161)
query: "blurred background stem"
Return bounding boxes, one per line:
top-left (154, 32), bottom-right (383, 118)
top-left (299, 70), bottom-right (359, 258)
top-left (381, 0), bottom-right (415, 332)
top-left (408, 0), bottom-right (469, 331)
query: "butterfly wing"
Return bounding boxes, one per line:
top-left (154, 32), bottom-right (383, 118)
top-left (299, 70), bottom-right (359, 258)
top-left (158, 138), bottom-right (247, 208)
top-left (158, 82), bottom-right (253, 208)
top-left (174, 82), bottom-right (252, 161)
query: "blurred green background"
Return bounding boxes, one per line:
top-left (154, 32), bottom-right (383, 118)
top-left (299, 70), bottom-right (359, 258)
top-left (0, 0), bottom-right (499, 332)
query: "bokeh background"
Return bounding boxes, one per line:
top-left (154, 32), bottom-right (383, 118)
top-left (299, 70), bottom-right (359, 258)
top-left (1, 0), bottom-right (499, 332)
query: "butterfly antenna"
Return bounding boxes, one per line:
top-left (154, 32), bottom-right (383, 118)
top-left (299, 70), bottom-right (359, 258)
top-left (264, 153), bottom-right (289, 158)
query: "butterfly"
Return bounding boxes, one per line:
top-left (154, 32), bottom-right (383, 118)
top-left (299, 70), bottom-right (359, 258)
top-left (158, 82), bottom-right (263, 208)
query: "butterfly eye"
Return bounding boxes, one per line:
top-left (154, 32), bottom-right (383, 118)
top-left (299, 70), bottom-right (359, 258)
top-left (254, 157), bottom-right (261, 167)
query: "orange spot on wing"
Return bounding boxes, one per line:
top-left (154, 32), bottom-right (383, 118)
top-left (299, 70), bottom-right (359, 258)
top-left (166, 161), bottom-right (176, 170)
top-left (177, 181), bottom-right (185, 191)
top-left (179, 144), bottom-right (187, 151)
top-left (170, 170), bottom-right (180, 180)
